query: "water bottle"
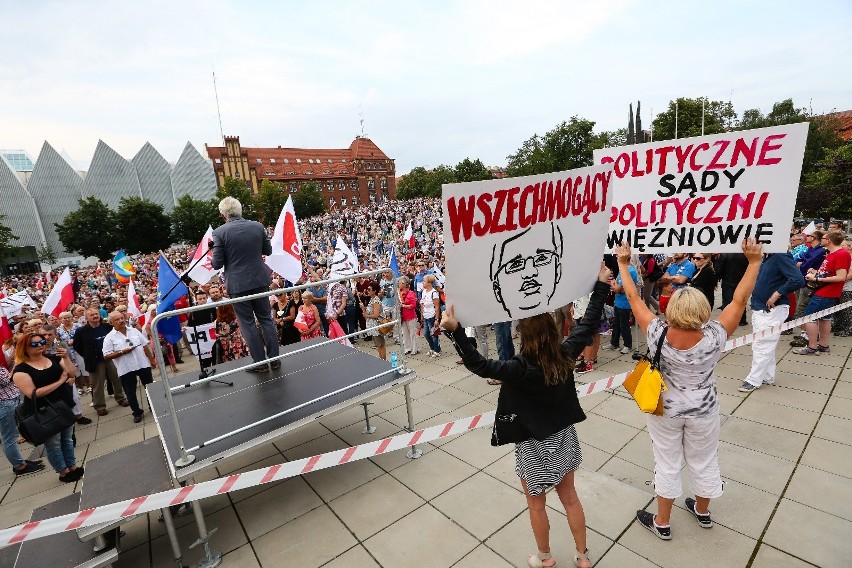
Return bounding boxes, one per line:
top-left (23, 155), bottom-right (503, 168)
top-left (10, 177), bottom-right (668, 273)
top-left (390, 351), bottom-right (398, 368)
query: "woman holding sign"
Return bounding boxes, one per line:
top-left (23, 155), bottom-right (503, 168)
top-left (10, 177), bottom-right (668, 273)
top-left (614, 239), bottom-right (763, 541)
top-left (440, 264), bottom-right (613, 568)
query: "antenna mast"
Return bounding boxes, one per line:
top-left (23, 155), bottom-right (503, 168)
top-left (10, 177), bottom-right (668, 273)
top-left (212, 66), bottom-right (225, 144)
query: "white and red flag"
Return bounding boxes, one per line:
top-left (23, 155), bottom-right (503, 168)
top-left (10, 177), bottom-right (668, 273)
top-left (41, 267), bottom-right (74, 317)
top-left (404, 222), bottom-right (415, 250)
top-left (186, 226), bottom-right (222, 285)
top-left (0, 304), bottom-right (12, 368)
top-left (127, 279), bottom-right (146, 328)
top-left (265, 196), bottom-right (304, 283)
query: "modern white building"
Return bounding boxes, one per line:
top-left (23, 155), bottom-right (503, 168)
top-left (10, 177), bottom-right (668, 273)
top-left (0, 140), bottom-right (216, 270)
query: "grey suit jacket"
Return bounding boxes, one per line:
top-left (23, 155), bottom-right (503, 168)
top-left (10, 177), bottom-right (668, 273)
top-left (211, 216), bottom-right (273, 295)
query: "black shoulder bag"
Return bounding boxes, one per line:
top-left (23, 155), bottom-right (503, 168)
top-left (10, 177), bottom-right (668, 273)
top-left (15, 390), bottom-right (76, 446)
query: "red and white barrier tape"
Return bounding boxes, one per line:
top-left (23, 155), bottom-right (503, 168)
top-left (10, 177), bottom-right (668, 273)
top-left (2, 298), bottom-right (849, 548)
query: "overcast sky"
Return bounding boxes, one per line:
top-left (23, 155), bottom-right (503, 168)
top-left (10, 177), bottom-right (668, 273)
top-left (3, 0), bottom-right (850, 175)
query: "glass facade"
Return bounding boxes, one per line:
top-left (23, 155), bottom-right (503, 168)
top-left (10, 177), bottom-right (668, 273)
top-left (0, 150), bottom-right (35, 172)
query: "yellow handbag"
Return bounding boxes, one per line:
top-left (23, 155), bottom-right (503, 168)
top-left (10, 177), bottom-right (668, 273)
top-left (623, 326), bottom-right (668, 415)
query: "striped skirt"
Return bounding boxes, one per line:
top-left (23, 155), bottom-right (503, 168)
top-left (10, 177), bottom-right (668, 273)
top-left (515, 425), bottom-right (582, 497)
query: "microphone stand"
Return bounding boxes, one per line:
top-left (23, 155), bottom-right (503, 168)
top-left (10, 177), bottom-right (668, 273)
top-left (158, 247), bottom-right (233, 388)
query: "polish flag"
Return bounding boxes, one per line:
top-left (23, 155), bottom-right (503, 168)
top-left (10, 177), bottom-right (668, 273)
top-left (0, 305), bottom-right (12, 368)
top-left (127, 279), bottom-right (146, 328)
top-left (265, 196), bottom-right (303, 283)
top-left (186, 226), bottom-right (221, 285)
top-left (404, 222), bottom-right (414, 250)
top-left (41, 267), bottom-right (74, 317)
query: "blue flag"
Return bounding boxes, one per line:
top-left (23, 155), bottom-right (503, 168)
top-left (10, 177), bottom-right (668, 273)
top-left (156, 254), bottom-right (188, 344)
top-left (389, 246), bottom-right (400, 277)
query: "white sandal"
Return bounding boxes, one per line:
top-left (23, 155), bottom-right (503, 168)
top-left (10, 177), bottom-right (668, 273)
top-left (528, 551), bottom-right (556, 568)
top-left (574, 549), bottom-right (591, 568)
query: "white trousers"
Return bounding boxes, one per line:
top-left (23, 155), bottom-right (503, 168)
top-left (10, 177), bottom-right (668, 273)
top-left (744, 305), bottom-right (789, 387)
top-left (401, 319), bottom-right (419, 354)
top-left (647, 414), bottom-right (723, 500)
top-left (473, 325), bottom-right (489, 359)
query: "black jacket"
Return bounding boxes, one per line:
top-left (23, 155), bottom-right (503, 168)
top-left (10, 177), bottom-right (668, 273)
top-left (73, 322), bottom-right (113, 373)
top-left (447, 280), bottom-right (610, 442)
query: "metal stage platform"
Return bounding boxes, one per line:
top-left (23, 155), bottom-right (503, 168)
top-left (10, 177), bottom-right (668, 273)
top-left (148, 337), bottom-right (417, 482)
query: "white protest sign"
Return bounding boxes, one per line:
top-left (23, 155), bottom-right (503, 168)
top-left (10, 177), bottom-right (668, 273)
top-left (593, 123), bottom-right (809, 253)
top-left (185, 321), bottom-right (217, 359)
top-left (442, 164), bottom-right (614, 327)
top-left (0, 291), bottom-right (38, 317)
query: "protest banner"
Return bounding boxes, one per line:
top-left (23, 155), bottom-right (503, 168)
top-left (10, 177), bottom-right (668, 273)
top-left (442, 164), bottom-right (614, 327)
top-left (185, 321), bottom-right (217, 359)
top-left (593, 123), bottom-right (808, 253)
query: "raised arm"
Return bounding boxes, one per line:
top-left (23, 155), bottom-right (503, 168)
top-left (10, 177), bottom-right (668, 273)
top-left (614, 243), bottom-right (655, 333)
top-left (718, 238), bottom-right (763, 335)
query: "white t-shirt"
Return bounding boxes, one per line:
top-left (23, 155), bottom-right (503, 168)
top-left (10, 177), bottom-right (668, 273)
top-left (103, 326), bottom-right (151, 376)
top-left (420, 288), bottom-right (439, 319)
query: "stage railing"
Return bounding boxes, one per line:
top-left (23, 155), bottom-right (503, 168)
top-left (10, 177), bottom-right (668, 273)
top-left (150, 267), bottom-right (411, 468)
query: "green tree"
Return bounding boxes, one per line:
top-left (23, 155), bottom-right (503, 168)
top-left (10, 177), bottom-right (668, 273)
top-left (800, 143), bottom-right (852, 218)
top-left (216, 177), bottom-right (258, 220)
top-left (396, 167), bottom-right (431, 200)
top-left (170, 195), bottom-right (220, 244)
top-left (115, 197), bottom-right (173, 254)
top-left (55, 196), bottom-right (117, 261)
top-left (255, 180), bottom-right (288, 225)
top-left (115, 197), bottom-right (172, 254)
top-left (0, 215), bottom-right (19, 262)
top-left (453, 158), bottom-right (492, 183)
top-left (292, 182), bottom-right (326, 218)
top-left (424, 165), bottom-right (456, 198)
top-left (651, 97), bottom-right (737, 141)
top-left (36, 241), bottom-right (58, 267)
top-left (592, 128), bottom-right (628, 150)
top-left (505, 116), bottom-right (599, 176)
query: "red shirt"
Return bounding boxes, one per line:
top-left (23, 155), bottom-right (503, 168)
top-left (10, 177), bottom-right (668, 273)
top-left (815, 248), bottom-right (852, 299)
top-left (399, 289), bottom-right (417, 321)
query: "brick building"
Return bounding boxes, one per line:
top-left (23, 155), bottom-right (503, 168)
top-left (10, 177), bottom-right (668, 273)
top-left (205, 136), bottom-right (396, 207)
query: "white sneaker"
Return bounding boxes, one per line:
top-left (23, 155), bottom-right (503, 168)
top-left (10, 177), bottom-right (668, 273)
top-left (620, 347), bottom-right (631, 355)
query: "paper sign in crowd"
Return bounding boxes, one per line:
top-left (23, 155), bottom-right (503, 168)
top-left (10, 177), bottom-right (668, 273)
top-left (442, 164), bottom-right (614, 327)
top-left (593, 123), bottom-right (809, 253)
top-left (442, 123), bottom-right (809, 326)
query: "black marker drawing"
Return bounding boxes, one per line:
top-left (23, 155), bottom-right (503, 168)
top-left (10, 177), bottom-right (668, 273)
top-left (490, 223), bottom-right (563, 318)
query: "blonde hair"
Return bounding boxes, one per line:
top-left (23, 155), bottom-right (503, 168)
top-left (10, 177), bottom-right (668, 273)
top-left (423, 274), bottom-right (436, 285)
top-left (302, 290), bottom-right (314, 302)
top-left (666, 287), bottom-right (711, 330)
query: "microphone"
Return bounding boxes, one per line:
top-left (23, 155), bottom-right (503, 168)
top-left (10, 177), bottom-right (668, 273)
top-left (208, 239), bottom-right (215, 249)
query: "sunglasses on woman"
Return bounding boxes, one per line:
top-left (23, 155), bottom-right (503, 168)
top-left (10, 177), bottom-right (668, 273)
top-left (691, 256), bottom-right (705, 261)
top-left (29, 339), bottom-right (47, 347)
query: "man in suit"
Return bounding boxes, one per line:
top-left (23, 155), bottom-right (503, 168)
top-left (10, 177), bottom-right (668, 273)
top-left (211, 197), bottom-right (280, 373)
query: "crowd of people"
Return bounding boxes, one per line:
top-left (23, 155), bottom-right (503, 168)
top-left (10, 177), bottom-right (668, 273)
top-left (1, 195), bottom-right (851, 566)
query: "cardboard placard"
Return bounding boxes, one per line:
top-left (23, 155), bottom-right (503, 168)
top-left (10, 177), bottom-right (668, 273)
top-left (593, 123), bottom-right (808, 253)
top-left (442, 164), bottom-right (613, 326)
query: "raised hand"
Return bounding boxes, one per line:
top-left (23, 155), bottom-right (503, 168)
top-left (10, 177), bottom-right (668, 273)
top-left (741, 238), bottom-right (764, 263)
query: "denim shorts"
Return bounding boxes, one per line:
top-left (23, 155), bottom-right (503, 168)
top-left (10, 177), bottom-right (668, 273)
top-left (804, 295), bottom-right (837, 320)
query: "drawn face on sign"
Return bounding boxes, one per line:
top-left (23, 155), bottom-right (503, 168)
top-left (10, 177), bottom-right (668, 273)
top-left (490, 223), bottom-right (563, 318)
